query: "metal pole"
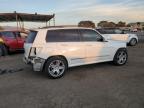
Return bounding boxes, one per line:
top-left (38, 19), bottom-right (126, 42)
top-left (46, 21), bottom-right (48, 27)
top-left (16, 13), bottom-right (18, 30)
top-left (53, 17), bottom-right (55, 26)
top-left (49, 20), bottom-right (50, 26)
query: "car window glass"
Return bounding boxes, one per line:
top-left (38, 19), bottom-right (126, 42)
top-left (46, 29), bottom-right (80, 42)
top-left (25, 31), bottom-right (37, 43)
top-left (1, 31), bottom-right (16, 39)
top-left (81, 29), bottom-right (103, 41)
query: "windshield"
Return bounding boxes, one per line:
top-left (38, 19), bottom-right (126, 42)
top-left (25, 31), bottom-right (37, 43)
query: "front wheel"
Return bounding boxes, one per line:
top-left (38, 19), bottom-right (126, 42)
top-left (113, 48), bottom-right (128, 66)
top-left (44, 57), bottom-right (68, 79)
top-left (129, 38), bottom-right (137, 46)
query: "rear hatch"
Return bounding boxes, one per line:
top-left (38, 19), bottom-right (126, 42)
top-left (24, 30), bottom-right (37, 58)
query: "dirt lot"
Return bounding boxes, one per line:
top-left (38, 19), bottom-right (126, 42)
top-left (0, 43), bottom-right (144, 108)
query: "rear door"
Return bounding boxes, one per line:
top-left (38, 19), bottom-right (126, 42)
top-left (46, 29), bottom-right (85, 67)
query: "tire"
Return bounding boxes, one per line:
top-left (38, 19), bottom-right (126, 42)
top-left (0, 44), bottom-right (3, 57)
top-left (0, 44), bottom-right (8, 56)
top-left (2, 45), bottom-right (8, 56)
top-left (129, 38), bottom-right (137, 46)
top-left (44, 56), bottom-right (68, 79)
top-left (113, 48), bottom-right (128, 66)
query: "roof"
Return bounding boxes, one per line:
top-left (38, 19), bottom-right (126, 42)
top-left (0, 12), bottom-right (55, 22)
top-left (33, 26), bottom-right (95, 31)
top-left (0, 29), bottom-right (28, 33)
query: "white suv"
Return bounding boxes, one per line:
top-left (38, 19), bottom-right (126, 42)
top-left (97, 28), bottom-right (138, 46)
top-left (23, 27), bottom-right (128, 78)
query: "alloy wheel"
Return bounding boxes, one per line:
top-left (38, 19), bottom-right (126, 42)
top-left (48, 60), bottom-right (65, 77)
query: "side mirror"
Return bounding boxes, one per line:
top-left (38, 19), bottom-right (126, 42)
top-left (102, 37), bottom-right (108, 42)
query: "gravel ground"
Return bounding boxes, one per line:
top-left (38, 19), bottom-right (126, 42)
top-left (0, 43), bottom-right (144, 108)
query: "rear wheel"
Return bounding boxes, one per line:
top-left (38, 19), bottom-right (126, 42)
top-left (44, 57), bottom-right (68, 79)
top-left (113, 48), bottom-right (128, 66)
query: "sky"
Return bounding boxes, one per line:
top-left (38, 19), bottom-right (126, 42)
top-left (0, 0), bottom-right (144, 28)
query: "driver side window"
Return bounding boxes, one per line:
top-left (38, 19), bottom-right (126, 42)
top-left (80, 29), bottom-right (103, 42)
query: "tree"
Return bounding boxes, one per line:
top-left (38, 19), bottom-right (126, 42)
top-left (116, 21), bottom-right (126, 27)
top-left (78, 21), bottom-right (95, 28)
top-left (97, 21), bottom-right (108, 27)
top-left (107, 22), bottom-right (116, 27)
top-left (97, 21), bottom-right (116, 28)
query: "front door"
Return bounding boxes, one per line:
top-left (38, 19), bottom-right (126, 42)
top-left (80, 29), bottom-right (111, 63)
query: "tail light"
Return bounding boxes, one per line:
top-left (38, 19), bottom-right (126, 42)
top-left (29, 47), bottom-right (42, 59)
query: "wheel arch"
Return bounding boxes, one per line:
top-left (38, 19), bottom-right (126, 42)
top-left (113, 47), bottom-right (127, 60)
top-left (42, 55), bottom-right (69, 72)
top-left (129, 38), bottom-right (138, 44)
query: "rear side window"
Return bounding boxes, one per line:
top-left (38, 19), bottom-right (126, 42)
top-left (26, 31), bottom-right (37, 43)
top-left (1, 31), bottom-right (16, 39)
top-left (46, 29), bottom-right (80, 42)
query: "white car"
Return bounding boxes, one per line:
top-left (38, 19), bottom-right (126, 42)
top-left (97, 29), bottom-right (138, 46)
top-left (23, 27), bottom-right (128, 78)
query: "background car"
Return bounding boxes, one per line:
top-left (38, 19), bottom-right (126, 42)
top-left (96, 28), bottom-right (138, 46)
top-left (0, 30), bottom-right (28, 56)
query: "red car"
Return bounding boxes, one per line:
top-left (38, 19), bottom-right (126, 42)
top-left (0, 30), bottom-right (27, 56)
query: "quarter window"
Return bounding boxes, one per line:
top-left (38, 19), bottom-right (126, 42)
top-left (25, 31), bottom-right (37, 43)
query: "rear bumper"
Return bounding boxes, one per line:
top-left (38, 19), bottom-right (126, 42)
top-left (23, 56), bottom-right (45, 72)
top-left (23, 57), bottom-right (31, 64)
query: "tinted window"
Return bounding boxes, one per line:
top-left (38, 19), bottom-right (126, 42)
top-left (80, 29), bottom-right (103, 42)
top-left (1, 31), bottom-right (16, 39)
top-left (46, 29), bottom-right (80, 42)
top-left (25, 31), bottom-right (37, 43)
top-left (97, 29), bottom-right (124, 34)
